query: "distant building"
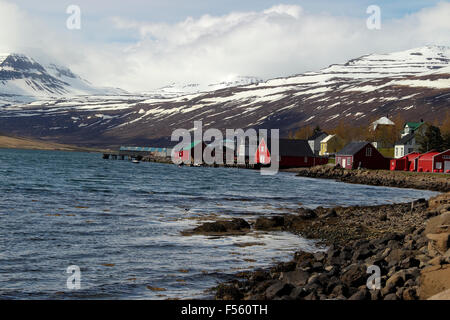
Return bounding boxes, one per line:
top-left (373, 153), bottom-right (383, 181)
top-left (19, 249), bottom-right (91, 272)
top-left (336, 141), bottom-right (389, 170)
top-left (320, 134), bottom-right (344, 156)
top-left (308, 131), bottom-right (328, 155)
top-left (255, 138), bottom-right (328, 169)
top-left (172, 140), bottom-right (207, 164)
top-left (371, 116), bottom-right (395, 131)
top-left (394, 121), bottom-right (428, 159)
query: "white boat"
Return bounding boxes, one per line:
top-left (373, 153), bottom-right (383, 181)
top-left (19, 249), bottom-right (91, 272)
top-left (132, 160), bottom-right (140, 164)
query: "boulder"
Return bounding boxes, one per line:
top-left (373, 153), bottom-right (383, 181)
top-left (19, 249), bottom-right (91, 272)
top-left (426, 233), bottom-right (450, 254)
top-left (254, 216), bottom-right (285, 230)
top-left (419, 265), bottom-right (450, 300)
top-left (340, 264), bottom-right (367, 288)
top-left (348, 288), bottom-right (369, 300)
top-left (427, 288), bottom-right (450, 300)
top-left (425, 212), bottom-right (450, 235)
top-left (279, 270), bottom-right (310, 286)
top-left (265, 282), bottom-right (294, 299)
top-left (189, 218), bottom-right (250, 235)
top-left (297, 208), bottom-right (317, 220)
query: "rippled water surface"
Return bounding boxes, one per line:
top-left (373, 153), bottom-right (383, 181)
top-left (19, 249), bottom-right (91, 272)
top-left (0, 149), bottom-right (438, 299)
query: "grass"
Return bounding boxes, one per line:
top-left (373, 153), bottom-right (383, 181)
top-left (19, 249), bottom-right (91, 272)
top-left (378, 148), bottom-right (395, 158)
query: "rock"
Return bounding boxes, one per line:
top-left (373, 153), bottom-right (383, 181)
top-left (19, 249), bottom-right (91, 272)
top-left (322, 209), bottom-right (337, 219)
top-left (427, 288), bottom-right (450, 300)
top-left (385, 249), bottom-right (413, 267)
top-left (384, 293), bottom-right (398, 300)
top-left (254, 216), bottom-right (285, 230)
top-left (403, 287), bottom-right (418, 300)
top-left (331, 284), bottom-right (348, 297)
top-left (426, 233), bottom-right (450, 254)
top-left (265, 282), bottom-right (294, 299)
top-left (428, 256), bottom-right (445, 266)
top-left (381, 271), bottom-right (405, 296)
top-left (189, 218), bottom-right (250, 235)
top-left (419, 265), bottom-right (450, 300)
top-left (297, 208), bottom-right (317, 220)
top-left (348, 288), bottom-right (369, 300)
top-left (425, 212), bottom-right (450, 235)
top-left (340, 264), bottom-right (367, 288)
top-left (370, 289), bottom-right (381, 300)
top-left (216, 283), bottom-right (243, 300)
top-left (279, 270), bottom-right (310, 286)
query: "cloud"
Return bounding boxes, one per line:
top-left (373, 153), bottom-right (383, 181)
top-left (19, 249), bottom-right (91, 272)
top-left (1, 1), bottom-right (450, 91)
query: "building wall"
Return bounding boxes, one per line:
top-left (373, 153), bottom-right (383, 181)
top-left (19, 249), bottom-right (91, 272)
top-left (336, 156), bottom-right (353, 169)
top-left (433, 150), bottom-right (450, 173)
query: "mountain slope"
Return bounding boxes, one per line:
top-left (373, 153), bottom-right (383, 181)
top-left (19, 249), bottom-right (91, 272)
top-left (0, 46), bottom-right (449, 148)
top-left (0, 53), bottom-right (126, 101)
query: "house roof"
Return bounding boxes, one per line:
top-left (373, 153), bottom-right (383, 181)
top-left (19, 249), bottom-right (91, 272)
top-left (419, 150), bottom-right (439, 161)
top-left (372, 117), bottom-right (395, 130)
top-left (308, 131), bottom-right (328, 141)
top-left (181, 140), bottom-right (204, 151)
top-left (321, 134), bottom-right (336, 143)
top-left (396, 133), bottom-right (414, 145)
top-left (406, 122), bottom-right (424, 130)
top-left (267, 139), bottom-right (314, 157)
top-left (336, 141), bottom-right (371, 156)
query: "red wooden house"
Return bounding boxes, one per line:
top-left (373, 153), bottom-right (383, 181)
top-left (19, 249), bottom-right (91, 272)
top-left (172, 140), bottom-right (207, 164)
top-left (336, 141), bottom-right (390, 170)
top-left (416, 149), bottom-right (450, 173)
top-left (255, 138), bottom-right (328, 168)
top-left (390, 152), bottom-right (421, 171)
top-left (416, 150), bottom-right (439, 173)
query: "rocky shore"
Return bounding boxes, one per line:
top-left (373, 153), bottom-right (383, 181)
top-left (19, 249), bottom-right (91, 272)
top-left (291, 166), bottom-right (449, 192)
top-left (194, 191), bottom-right (450, 300)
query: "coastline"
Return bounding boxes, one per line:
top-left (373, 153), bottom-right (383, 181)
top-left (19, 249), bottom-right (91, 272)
top-left (0, 135), bottom-right (109, 153)
top-left (209, 169), bottom-right (450, 300)
top-left (288, 165), bottom-right (449, 192)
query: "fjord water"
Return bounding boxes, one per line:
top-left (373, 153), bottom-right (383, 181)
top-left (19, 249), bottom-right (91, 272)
top-left (0, 149), bottom-right (438, 299)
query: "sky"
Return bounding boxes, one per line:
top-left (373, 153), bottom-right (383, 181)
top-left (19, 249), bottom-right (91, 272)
top-left (1, 0), bottom-right (450, 91)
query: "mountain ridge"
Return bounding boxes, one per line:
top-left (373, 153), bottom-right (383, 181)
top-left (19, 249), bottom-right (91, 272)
top-left (0, 46), bottom-right (449, 148)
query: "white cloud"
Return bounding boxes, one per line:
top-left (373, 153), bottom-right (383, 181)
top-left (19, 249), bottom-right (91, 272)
top-left (1, 1), bottom-right (450, 92)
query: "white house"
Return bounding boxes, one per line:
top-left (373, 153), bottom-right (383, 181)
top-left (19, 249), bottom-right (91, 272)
top-left (394, 121), bottom-right (427, 159)
top-left (308, 131), bottom-right (328, 155)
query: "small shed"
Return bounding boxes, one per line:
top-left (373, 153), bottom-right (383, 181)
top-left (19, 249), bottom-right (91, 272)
top-left (336, 141), bottom-right (389, 170)
top-left (255, 138), bottom-right (328, 168)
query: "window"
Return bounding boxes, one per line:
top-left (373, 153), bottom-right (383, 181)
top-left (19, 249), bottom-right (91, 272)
top-left (395, 148), bottom-right (398, 157)
top-left (366, 147), bottom-right (372, 157)
top-left (436, 162), bottom-right (442, 170)
top-left (304, 156), bottom-right (307, 163)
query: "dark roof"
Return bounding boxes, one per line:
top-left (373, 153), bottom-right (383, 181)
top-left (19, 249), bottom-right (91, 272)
top-left (336, 141), bottom-right (371, 156)
top-left (267, 139), bottom-right (314, 157)
top-left (308, 131), bottom-right (328, 141)
top-left (395, 133), bottom-right (414, 145)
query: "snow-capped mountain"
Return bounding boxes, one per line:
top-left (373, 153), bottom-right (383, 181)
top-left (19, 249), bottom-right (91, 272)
top-left (0, 53), bottom-right (126, 102)
top-left (146, 76), bottom-right (263, 98)
top-left (0, 46), bottom-right (449, 148)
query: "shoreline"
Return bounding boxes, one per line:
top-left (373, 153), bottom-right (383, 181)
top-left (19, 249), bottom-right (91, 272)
top-left (288, 165), bottom-right (449, 192)
top-left (206, 170), bottom-right (450, 300)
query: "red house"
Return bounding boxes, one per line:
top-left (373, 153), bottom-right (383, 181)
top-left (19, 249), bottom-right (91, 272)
top-left (172, 140), bottom-right (206, 164)
top-left (433, 149), bottom-right (450, 173)
top-left (390, 152), bottom-right (421, 171)
top-left (416, 149), bottom-right (450, 173)
top-left (255, 138), bottom-right (271, 165)
top-left (336, 141), bottom-right (390, 170)
top-left (255, 138), bottom-right (328, 168)
top-left (416, 150), bottom-right (440, 173)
